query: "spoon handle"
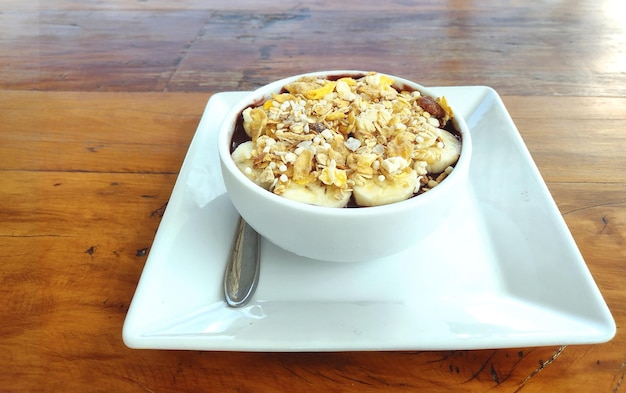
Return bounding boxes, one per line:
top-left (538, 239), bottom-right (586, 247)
top-left (224, 216), bottom-right (260, 307)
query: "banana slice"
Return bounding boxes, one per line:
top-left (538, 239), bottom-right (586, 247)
top-left (232, 141), bottom-right (274, 190)
top-left (425, 129), bottom-right (461, 174)
top-left (231, 140), bottom-right (254, 171)
top-left (353, 169), bottom-right (418, 207)
top-left (281, 181), bottom-right (351, 208)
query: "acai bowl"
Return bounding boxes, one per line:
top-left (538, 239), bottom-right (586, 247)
top-left (218, 71), bottom-right (472, 262)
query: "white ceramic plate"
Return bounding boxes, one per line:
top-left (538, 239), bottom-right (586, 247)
top-left (123, 87), bottom-right (615, 351)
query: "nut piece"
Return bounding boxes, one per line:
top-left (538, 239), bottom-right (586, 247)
top-left (417, 96), bottom-right (445, 119)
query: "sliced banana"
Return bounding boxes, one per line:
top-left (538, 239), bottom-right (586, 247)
top-left (425, 129), bottom-right (461, 174)
top-left (231, 140), bottom-right (254, 170)
top-left (232, 141), bottom-right (274, 190)
top-left (352, 169), bottom-right (418, 207)
top-left (281, 181), bottom-right (351, 208)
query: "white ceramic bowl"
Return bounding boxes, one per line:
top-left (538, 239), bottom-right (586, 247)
top-left (218, 70), bottom-right (472, 262)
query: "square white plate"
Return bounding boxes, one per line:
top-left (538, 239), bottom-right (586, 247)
top-left (123, 87), bottom-right (615, 351)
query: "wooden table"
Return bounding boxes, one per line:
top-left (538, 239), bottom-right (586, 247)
top-left (2, 1), bottom-right (625, 391)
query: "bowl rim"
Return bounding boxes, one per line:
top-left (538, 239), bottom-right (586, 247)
top-left (218, 70), bottom-right (472, 218)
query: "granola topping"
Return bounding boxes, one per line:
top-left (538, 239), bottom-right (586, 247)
top-left (231, 72), bottom-right (461, 207)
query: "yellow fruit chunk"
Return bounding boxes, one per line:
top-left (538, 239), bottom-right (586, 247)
top-left (304, 81), bottom-right (336, 100)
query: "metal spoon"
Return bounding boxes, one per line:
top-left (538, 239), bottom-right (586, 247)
top-left (223, 216), bottom-right (260, 307)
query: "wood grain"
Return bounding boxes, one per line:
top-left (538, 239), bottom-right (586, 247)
top-left (1, 1), bottom-right (625, 392)
top-left (2, 1), bottom-right (625, 95)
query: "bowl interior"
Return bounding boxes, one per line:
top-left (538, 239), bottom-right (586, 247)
top-left (218, 70), bottom-right (472, 217)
